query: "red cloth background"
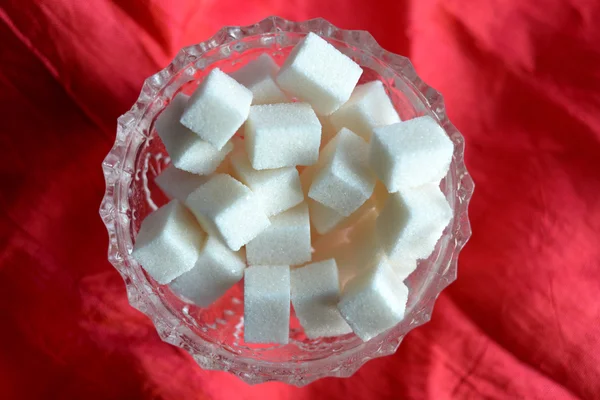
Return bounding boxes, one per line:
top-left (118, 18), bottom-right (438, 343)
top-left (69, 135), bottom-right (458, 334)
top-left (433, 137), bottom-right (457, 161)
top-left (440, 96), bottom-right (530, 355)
top-left (1, 1), bottom-right (599, 399)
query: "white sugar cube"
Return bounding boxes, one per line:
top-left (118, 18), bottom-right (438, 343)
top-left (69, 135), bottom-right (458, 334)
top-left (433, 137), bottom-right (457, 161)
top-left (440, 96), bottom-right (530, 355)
top-left (300, 166), bottom-right (344, 234)
top-left (155, 165), bottom-right (208, 202)
top-left (277, 32), bottom-right (363, 115)
top-left (231, 150), bottom-right (303, 216)
top-left (309, 128), bottom-right (375, 216)
top-left (155, 94), bottom-right (233, 174)
top-left (132, 200), bottom-right (205, 284)
top-left (245, 103), bottom-right (321, 170)
top-left (338, 258), bottom-right (409, 341)
top-left (291, 259), bottom-right (352, 338)
top-left (246, 203), bottom-right (311, 266)
top-left (330, 80), bottom-right (401, 141)
top-left (180, 68), bottom-right (252, 150)
top-left (230, 54), bottom-right (288, 105)
top-left (369, 116), bottom-right (454, 192)
top-left (170, 236), bottom-right (246, 307)
top-left (300, 163), bottom-right (374, 235)
top-left (185, 174), bottom-right (270, 251)
top-left (307, 200), bottom-right (346, 235)
top-left (244, 265), bottom-right (291, 344)
top-left (377, 184), bottom-right (453, 260)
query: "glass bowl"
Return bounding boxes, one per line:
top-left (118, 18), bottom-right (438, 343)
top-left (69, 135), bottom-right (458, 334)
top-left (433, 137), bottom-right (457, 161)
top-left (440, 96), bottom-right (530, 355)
top-left (100, 16), bottom-right (474, 386)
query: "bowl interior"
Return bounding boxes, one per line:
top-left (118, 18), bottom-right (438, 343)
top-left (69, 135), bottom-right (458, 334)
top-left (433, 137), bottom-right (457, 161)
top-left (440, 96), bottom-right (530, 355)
top-left (122, 32), bottom-right (458, 364)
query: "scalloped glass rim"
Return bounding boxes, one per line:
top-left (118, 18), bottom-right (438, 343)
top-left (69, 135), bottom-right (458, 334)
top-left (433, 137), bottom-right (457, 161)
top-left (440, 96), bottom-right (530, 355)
top-left (100, 16), bottom-right (474, 385)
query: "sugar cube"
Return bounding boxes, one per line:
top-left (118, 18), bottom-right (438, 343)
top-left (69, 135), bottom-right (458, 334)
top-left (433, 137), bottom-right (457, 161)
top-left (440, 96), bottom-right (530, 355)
top-left (180, 68), bottom-right (252, 150)
top-left (185, 174), bottom-right (270, 251)
top-left (277, 32), bottom-right (363, 115)
top-left (301, 166), bottom-right (344, 234)
top-left (369, 116), bottom-right (454, 192)
top-left (230, 54), bottom-right (288, 105)
top-left (338, 258), bottom-right (409, 341)
top-left (307, 200), bottom-right (346, 235)
top-left (231, 150), bottom-right (303, 216)
top-left (301, 162), bottom-right (379, 235)
top-left (291, 259), bottom-right (352, 338)
top-left (377, 184), bottom-right (453, 260)
top-left (155, 94), bottom-right (233, 174)
top-left (245, 103), bottom-right (321, 170)
top-left (309, 128), bottom-right (375, 216)
top-left (330, 80), bottom-right (400, 141)
top-left (169, 236), bottom-right (246, 307)
top-left (246, 203), bottom-right (311, 266)
top-left (244, 265), bottom-right (291, 344)
top-left (155, 165), bottom-right (208, 202)
top-left (132, 200), bottom-right (205, 284)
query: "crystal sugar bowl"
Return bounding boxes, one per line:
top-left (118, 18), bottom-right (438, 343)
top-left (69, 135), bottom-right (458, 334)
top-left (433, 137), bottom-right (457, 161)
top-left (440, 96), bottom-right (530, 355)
top-left (100, 16), bottom-right (474, 385)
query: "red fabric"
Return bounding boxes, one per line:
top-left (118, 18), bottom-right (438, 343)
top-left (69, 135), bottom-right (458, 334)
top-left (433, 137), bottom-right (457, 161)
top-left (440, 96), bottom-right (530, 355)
top-left (1, 0), bottom-right (599, 398)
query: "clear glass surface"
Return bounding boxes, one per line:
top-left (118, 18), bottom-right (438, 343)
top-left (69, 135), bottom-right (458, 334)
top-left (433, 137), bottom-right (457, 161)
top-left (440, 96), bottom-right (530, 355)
top-left (100, 16), bottom-right (474, 386)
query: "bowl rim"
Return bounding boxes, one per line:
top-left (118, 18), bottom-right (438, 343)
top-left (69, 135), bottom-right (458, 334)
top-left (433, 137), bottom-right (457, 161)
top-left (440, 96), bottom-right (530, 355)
top-left (99, 15), bottom-right (475, 386)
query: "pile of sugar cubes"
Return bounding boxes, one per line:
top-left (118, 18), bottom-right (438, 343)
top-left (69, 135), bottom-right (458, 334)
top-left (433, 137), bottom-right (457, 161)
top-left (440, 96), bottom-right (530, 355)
top-left (133, 32), bottom-right (454, 344)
